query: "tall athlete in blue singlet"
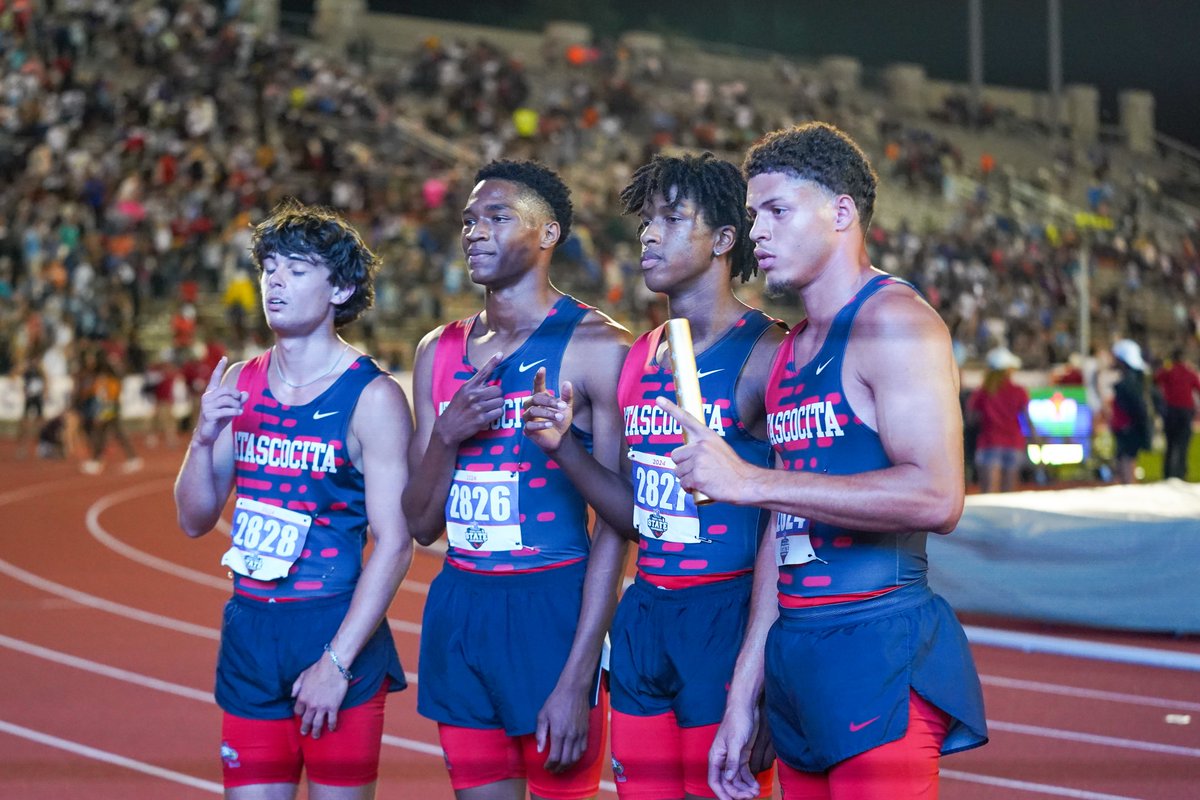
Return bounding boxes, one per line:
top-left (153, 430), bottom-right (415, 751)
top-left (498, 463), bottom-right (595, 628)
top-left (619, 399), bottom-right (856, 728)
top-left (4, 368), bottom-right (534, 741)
top-left (523, 153), bottom-right (784, 800)
top-left (403, 160), bottom-right (630, 800)
top-left (659, 124), bottom-right (987, 800)
top-left (175, 201), bottom-right (415, 800)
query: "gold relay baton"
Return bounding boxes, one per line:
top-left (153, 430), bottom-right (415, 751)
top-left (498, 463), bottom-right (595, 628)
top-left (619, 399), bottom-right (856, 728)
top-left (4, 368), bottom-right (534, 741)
top-left (665, 317), bottom-right (713, 505)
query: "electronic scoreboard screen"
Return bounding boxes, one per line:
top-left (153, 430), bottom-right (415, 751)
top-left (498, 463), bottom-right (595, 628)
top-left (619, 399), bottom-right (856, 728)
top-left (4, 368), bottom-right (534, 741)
top-left (1022, 386), bottom-right (1093, 466)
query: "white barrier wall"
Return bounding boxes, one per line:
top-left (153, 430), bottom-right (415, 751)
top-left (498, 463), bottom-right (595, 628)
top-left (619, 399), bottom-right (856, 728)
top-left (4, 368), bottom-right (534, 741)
top-left (0, 372), bottom-right (416, 424)
top-left (0, 376), bottom-right (177, 422)
top-left (929, 481), bottom-right (1200, 634)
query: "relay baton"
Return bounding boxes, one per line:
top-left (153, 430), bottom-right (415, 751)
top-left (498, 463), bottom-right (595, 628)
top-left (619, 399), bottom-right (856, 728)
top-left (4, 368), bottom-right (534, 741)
top-left (665, 317), bottom-right (713, 505)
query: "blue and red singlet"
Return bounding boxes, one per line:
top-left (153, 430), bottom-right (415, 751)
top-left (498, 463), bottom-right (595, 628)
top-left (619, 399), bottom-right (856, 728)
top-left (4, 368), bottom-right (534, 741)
top-left (227, 352), bottom-right (384, 600)
top-left (431, 295), bottom-right (592, 572)
top-left (618, 309), bottom-right (781, 587)
top-left (764, 274), bottom-right (928, 603)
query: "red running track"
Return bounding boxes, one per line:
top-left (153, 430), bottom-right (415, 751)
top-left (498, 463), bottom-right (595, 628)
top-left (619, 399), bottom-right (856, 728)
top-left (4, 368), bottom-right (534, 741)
top-left (1, 444), bottom-right (1197, 799)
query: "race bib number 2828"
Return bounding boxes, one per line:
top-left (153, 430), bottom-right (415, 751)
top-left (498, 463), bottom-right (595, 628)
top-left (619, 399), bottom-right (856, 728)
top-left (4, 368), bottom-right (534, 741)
top-left (220, 497), bottom-right (312, 581)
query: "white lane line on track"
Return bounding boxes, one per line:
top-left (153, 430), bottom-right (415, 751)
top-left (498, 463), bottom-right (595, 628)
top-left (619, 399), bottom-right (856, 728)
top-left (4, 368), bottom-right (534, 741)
top-left (0, 719), bottom-right (223, 794)
top-left (6, 477), bottom-right (1197, 797)
top-left (87, 481), bottom-right (229, 590)
top-left (4, 630), bottom-right (1195, 800)
top-left (0, 634), bottom-right (616, 795)
top-left (0, 564), bottom-right (419, 684)
top-left (940, 769), bottom-right (1142, 800)
top-left (982, 675), bottom-right (1200, 712)
top-left (965, 625), bottom-right (1200, 672)
top-left (47, 476), bottom-right (1200, 675)
top-left (988, 720), bottom-right (1200, 758)
top-left (14, 483), bottom-right (1200, 708)
top-left (0, 633), bottom-right (213, 702)
top-left (76, 480), bottom-right (422, 636)
top-left (87, 477), bottom-right (432, 594)
top-left (0, 477), bottom-right (94, 506)
top-left (0, 557), bottom-right (221, 640)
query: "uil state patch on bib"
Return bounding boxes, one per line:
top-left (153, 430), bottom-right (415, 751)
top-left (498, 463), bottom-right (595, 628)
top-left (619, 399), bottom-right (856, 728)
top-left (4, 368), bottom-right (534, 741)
top-left (445, 469), bottom-right (522, 551)
top-left (775, 512), bottom-right (820, 567)
top-left (221, 497), bottom-right (313, 581)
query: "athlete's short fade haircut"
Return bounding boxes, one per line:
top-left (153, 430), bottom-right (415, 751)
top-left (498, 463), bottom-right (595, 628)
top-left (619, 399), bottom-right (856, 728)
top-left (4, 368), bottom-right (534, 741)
top-left (251, 198), bottom-right (380, 328)
top-left (619, 152), bottom-right (757, 283)
top-left (474, 159), bottom-right (574, 245)
top-left (743, 121), bottom-right (879, 230)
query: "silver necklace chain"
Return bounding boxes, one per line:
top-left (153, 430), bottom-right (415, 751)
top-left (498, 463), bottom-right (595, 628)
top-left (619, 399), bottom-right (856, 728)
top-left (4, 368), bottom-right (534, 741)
top-left (272, 343), bottom-right (349, 389)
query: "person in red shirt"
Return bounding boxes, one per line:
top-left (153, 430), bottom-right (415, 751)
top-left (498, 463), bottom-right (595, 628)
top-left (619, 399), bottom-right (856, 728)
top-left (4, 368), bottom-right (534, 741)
top-left (968, 347), bottom-right (1032, 492)
top-left (1153, 348), bottom-right (1200, 480)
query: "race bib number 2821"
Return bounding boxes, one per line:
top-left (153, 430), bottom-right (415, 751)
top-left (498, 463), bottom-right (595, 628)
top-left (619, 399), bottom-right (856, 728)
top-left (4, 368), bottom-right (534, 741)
top-left (630, 449), bottom-right (700, 543)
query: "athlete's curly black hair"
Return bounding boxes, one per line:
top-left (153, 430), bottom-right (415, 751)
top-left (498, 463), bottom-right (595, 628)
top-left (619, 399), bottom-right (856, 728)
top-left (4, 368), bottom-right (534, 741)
top-left (251, 199), bottom-right (380, 328)
top-left (743, 122), bottom-right (878, 230)
top-left (474, 159), bottom-right (574, 246)
top-left (618, 152), bottom-right (756, 283)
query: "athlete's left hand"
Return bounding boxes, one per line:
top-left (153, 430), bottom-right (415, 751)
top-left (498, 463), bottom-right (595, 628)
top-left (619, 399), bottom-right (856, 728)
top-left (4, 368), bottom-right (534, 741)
top-left (291, 655), bottom-right (350, 739)
top-left (521, 367), bottom-right (573, 453)
top-left (535, 683), bottom-right (590, 773)
top-left (708, 702), bottom-right (761, 800)
top-left (656, 396), bottom-right (760, 504)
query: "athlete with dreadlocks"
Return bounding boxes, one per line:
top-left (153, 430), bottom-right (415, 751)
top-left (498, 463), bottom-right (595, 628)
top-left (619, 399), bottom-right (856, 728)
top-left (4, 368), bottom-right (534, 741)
top-left (404, 160), bottom-right (630, 800)
top-left (523, 152), bottom-right (785, 800)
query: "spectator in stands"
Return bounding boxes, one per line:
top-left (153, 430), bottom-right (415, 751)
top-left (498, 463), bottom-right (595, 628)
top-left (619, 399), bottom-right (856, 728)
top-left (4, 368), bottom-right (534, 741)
top-left (222, 268), bottom-right (258, 346)
top-left (144, 347), bottom-right (179, 449)
top-left (968, 347), bottom-right (1033, 492)
top-left (1153, 347), bottom-right (1200, 480)
top-left (3, 0), bottom-right (1199, 445)
top-left (81, 349), bottom-right (142, 475)
top-left (1109, 339), bottom-right (1152, 484)
top-left (15, 353), bottom-right (47, 458)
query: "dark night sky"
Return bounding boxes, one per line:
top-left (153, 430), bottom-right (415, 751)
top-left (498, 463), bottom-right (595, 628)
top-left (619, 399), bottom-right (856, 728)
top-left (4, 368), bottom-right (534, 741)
top-left (356, 0), bottom-right (1200, 151)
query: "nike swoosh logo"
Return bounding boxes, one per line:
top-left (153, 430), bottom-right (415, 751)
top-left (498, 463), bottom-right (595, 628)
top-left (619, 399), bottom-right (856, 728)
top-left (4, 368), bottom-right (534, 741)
top-left (849, 716), bottom-right (880, 732)
top-left (518, 359), bottom-right (547, 373)
top-left (814, 357), bottom-right (835, 375)
top-left (313, 410), bottom-right (339, 420)
top-left (696, 368), bottom-right (724, 379)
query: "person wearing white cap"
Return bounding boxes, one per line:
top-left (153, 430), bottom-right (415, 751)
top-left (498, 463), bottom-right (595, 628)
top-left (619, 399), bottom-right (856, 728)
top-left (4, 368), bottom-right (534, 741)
top-left (966, 347), bottom-right (1032, 492)
top-left (1109, 339), bottom-right (1152, 483)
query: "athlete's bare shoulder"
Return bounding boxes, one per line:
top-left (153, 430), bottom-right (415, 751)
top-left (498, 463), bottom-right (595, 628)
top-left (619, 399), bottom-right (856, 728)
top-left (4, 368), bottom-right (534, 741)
top-left (415, 322), bottom-right (453, 353)
top-left (360, 369), bottom-right (411, 409)
top-left (849, 277), bottom-right (956, 407)
top-left (577, 306), bottom-right (633, 343)
top-left (859, 279), bottom-right (949, 341)
top-left (737, 314), bottom-right (788, 437)
top-left (562, 307), bottom-right (631, 403)
top-left (220, 359), bottom-right (250, 388)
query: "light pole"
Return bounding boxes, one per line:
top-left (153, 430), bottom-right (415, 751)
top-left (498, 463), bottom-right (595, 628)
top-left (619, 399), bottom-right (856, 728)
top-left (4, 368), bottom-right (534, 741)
top-left (1048, 0), bottom-right (1063, 136)
top-left (968, 0), bottom-right (984, 125)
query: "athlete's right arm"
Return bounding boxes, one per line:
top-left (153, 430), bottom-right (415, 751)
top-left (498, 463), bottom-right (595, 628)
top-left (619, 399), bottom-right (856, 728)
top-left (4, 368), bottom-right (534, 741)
top-left (401, 328), bottom-right (504, 546)
top-left (174, 357), bottom-right (246, 538)
top-left (708, 512), bottom-right (781, 800)
top-left (521, 366), bottom-right (637, 538)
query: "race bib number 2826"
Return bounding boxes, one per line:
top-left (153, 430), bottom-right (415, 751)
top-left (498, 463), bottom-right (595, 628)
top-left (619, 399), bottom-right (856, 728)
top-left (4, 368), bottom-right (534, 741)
top-left (445, 469), bottom-right (522, 552)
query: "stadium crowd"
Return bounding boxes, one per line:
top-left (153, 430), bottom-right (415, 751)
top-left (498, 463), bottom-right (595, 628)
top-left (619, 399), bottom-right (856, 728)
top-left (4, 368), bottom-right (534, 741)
top-left (3, 1), bottom-right (1200, 480)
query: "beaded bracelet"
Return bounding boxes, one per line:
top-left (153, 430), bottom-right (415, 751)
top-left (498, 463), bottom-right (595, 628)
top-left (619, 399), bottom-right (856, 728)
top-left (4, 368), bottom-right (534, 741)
top-left (324, 643), bottom-right (354, 681)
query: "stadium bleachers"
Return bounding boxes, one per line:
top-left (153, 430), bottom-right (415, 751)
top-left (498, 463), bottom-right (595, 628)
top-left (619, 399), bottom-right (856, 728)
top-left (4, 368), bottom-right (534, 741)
top-left (3, 2), bottom-right (1198, 429)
